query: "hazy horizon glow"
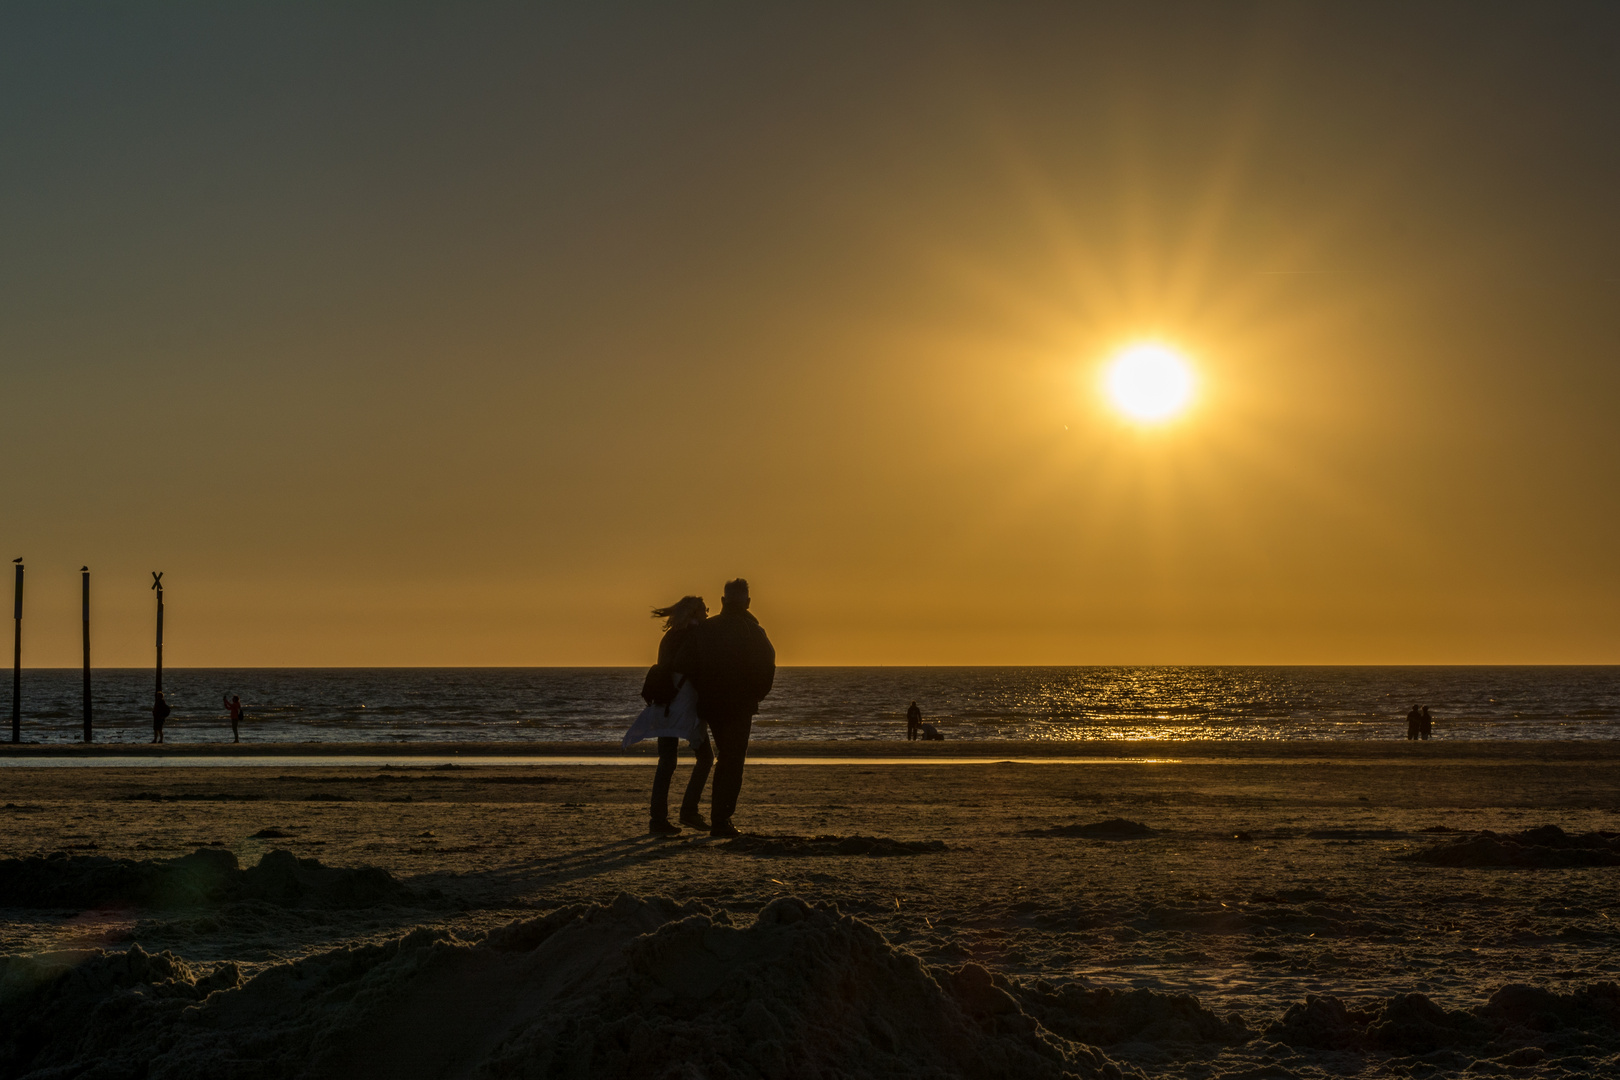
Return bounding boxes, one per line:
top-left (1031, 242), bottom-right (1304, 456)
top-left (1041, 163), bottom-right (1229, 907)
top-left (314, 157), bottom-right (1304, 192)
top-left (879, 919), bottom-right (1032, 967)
top-left (1, 5), bottom-right (1618, 667)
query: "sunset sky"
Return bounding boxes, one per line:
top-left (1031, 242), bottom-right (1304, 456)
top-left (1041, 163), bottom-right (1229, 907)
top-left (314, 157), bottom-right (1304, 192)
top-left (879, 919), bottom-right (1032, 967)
top-left (2, 4), bottom-right (1617, 667)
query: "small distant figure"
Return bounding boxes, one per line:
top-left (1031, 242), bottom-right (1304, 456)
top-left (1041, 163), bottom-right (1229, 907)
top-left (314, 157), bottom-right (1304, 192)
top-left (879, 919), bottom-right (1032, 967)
top-left (920, 722), bottom-right (945, 741)
top-left (151, 692), bottom-right (171, 744)
top-left (1420, 705), bottom-right (1433, 741)
top-left (224, 694), bottom-right (244, 744)
top-left (1406, 704), bottom-right (1421, 741)
top-left (906, 702), bottom-right (922, 741)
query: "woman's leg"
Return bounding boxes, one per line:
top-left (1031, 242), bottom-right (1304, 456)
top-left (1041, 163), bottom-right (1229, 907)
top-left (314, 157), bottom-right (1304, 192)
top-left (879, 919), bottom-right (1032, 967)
top-left (651, 736), bottom-right (678, 822)
top-left (680, 732), bottom-right (714, 820)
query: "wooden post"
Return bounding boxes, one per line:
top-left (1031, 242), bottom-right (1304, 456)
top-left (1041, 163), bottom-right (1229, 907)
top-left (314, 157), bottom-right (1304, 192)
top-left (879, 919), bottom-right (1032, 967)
top-left (82, 567), bottom-right (92, 742)
top-left (11, 560), bottom-right (21, 744)
top-left (152, 572), bottom-right (163, 697)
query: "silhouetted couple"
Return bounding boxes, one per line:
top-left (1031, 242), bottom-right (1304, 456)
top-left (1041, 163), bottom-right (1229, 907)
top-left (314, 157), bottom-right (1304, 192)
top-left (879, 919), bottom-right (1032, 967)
top-left (1406, 704), bottom-right (1432, 740)
top-left (625, 578), bottom-right (775, 838)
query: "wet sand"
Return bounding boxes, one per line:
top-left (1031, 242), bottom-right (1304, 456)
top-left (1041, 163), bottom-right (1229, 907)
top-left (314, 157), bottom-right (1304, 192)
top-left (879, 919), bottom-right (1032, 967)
top-left (4, 737), bottom-right (1616, 759)
top-left (2, 741), bottom-right (1618, 1078)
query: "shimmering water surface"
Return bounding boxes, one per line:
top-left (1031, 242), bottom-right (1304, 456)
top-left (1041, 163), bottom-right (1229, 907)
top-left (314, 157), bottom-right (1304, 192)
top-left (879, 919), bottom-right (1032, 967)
top-left (4, 667), bottom-right (1618, 745)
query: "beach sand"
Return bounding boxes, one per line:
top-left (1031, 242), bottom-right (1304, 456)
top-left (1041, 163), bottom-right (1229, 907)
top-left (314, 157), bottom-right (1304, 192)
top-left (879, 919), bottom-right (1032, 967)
top-left (2, 740), bottom-right (1618, 1078)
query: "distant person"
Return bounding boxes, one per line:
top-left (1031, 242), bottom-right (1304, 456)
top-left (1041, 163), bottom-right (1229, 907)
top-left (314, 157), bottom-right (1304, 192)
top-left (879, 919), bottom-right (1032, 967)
top-left (1420, 705), bottom-right (1433, 740)
top-left (906, 702), bottom-right (922, 741)
top-left (224, 694), bottom-right (244, 744)
top-left (1406, 705), bottom-right (1421, 741)
top-left (623, 595), bottom-right (713, 835)
top-left (920, 722), bottom-right (945, 741)
top-left (151, 692), bottom-right (171, 744)
top-left (674, 578), bottom-right (776, 838)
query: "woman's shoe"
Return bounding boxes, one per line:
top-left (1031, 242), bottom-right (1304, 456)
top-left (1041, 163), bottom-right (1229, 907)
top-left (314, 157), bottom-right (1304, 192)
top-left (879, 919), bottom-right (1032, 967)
top-left (648, 818), bottom-right (681, 836)
top-left (678, 810), bottom-right (709, 830)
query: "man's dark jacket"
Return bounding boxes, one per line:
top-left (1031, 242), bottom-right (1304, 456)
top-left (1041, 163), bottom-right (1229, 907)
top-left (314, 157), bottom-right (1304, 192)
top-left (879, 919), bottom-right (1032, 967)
top-left (673, 605), bottom-right (775, 721)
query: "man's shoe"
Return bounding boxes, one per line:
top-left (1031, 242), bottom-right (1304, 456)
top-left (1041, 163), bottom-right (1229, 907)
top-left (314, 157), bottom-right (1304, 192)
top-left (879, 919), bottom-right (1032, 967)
top-left (679, 810), bottom-right (709, 830)
top-left (648, 818), bottom-right (681, 836)
top-left (709, 820), bottom-right (741, 839)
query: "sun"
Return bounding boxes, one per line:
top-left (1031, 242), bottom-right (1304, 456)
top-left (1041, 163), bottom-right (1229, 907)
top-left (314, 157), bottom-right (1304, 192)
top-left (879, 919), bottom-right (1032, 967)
top-left (1102, 343), bottom-right (1196, 423)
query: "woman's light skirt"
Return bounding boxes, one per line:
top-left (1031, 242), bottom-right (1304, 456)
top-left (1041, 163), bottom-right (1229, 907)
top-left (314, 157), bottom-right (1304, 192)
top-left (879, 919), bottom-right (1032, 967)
top-left (622, 677), bottom-right (703, 748)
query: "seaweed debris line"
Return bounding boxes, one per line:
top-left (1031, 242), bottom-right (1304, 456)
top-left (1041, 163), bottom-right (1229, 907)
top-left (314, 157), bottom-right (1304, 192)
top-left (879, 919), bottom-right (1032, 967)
top-left (1026, 818), bottom-right (1160, 840)
top-left (0, 848), bottom-right (426, 910)
top-left (722, 834), bottom-right (948, 857)
top-left (1399, 825), bottom-right (1620, 868)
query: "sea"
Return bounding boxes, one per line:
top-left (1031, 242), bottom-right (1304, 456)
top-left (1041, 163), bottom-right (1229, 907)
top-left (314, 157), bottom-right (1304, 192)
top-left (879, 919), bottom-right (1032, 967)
top-left (3, 667), bottom-right (1618, 745)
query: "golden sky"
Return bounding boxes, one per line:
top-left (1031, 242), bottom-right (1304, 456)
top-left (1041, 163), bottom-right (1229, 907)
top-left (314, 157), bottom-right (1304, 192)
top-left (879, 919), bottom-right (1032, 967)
top-left (2, 5), bottom-right (1617, 666)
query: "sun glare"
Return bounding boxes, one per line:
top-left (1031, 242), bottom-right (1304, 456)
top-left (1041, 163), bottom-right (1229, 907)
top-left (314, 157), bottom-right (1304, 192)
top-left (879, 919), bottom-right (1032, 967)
top-left (1103, 343), bottom-right (1196, 423)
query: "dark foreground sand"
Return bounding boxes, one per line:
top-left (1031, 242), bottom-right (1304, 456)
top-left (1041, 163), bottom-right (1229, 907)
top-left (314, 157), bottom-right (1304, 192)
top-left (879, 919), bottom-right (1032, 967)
top-left (1, 740), bottom-right (1618, 1079)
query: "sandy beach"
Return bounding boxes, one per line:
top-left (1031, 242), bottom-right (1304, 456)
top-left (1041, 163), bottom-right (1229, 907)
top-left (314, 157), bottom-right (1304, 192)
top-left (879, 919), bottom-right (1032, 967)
top-left (2, 740), bottom-right (1617, 1078)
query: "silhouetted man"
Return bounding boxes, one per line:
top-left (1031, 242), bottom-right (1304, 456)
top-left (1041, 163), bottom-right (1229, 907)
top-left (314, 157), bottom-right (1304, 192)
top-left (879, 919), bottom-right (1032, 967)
top-left (1406, 705), bottom-right (1420, 741)
top-left (1419, 705), bottom-right (1432, 741)
top-left (906, 702), bottom-right (922, 741)
top-left (674, 578), bottom-right (775, 837)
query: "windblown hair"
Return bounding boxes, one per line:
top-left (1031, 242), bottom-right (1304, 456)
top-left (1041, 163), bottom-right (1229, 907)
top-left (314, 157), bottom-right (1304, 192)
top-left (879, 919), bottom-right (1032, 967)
top-left (651, 595), bottom-right (707, 631)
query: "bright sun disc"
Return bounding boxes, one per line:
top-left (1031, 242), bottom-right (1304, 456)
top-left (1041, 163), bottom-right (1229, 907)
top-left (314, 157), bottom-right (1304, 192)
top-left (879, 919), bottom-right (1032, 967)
top-left (1104, 343), bottom-right (1195, 422)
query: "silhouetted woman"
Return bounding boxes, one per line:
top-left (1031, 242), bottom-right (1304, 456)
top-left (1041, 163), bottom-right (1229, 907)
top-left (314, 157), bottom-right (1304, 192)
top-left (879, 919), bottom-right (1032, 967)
top-left (622, 595), bottom-right (714, 835)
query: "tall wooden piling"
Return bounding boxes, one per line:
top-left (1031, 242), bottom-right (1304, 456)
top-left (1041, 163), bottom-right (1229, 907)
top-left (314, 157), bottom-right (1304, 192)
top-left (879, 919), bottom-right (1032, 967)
top-left (11, 560), bottom-right (21, 744)
top-left (152, 572), bottom-right (164, 696)
top-left (82, 567), bottom-right (92, 742)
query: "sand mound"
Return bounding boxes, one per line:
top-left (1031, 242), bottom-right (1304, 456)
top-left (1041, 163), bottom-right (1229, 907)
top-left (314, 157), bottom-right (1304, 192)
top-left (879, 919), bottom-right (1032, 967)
top-left (1013, 980), bottom-right (1250, 1046)
top-left (1030, 819), bottom-right (1159, 840)
top-left (722, 834), bottom-right (948, 857)
top-left (0, 944), bottom-right (243, 1078)
top-left (1399, 825), bottom-right (1620, 868)
top-left (1265, 983), bottom-right (1620, 1056)
top-left (0, 894), bottom-right (1138, 1080)
top-left (480, 897), bottom-right (1126, 1079)
top-left (0, 848), bottom-right (422, 910)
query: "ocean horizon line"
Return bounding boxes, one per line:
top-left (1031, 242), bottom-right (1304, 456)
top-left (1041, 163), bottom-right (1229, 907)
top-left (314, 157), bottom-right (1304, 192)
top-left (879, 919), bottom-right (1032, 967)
top-left (9, 662), bottom-right (1620, 671)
